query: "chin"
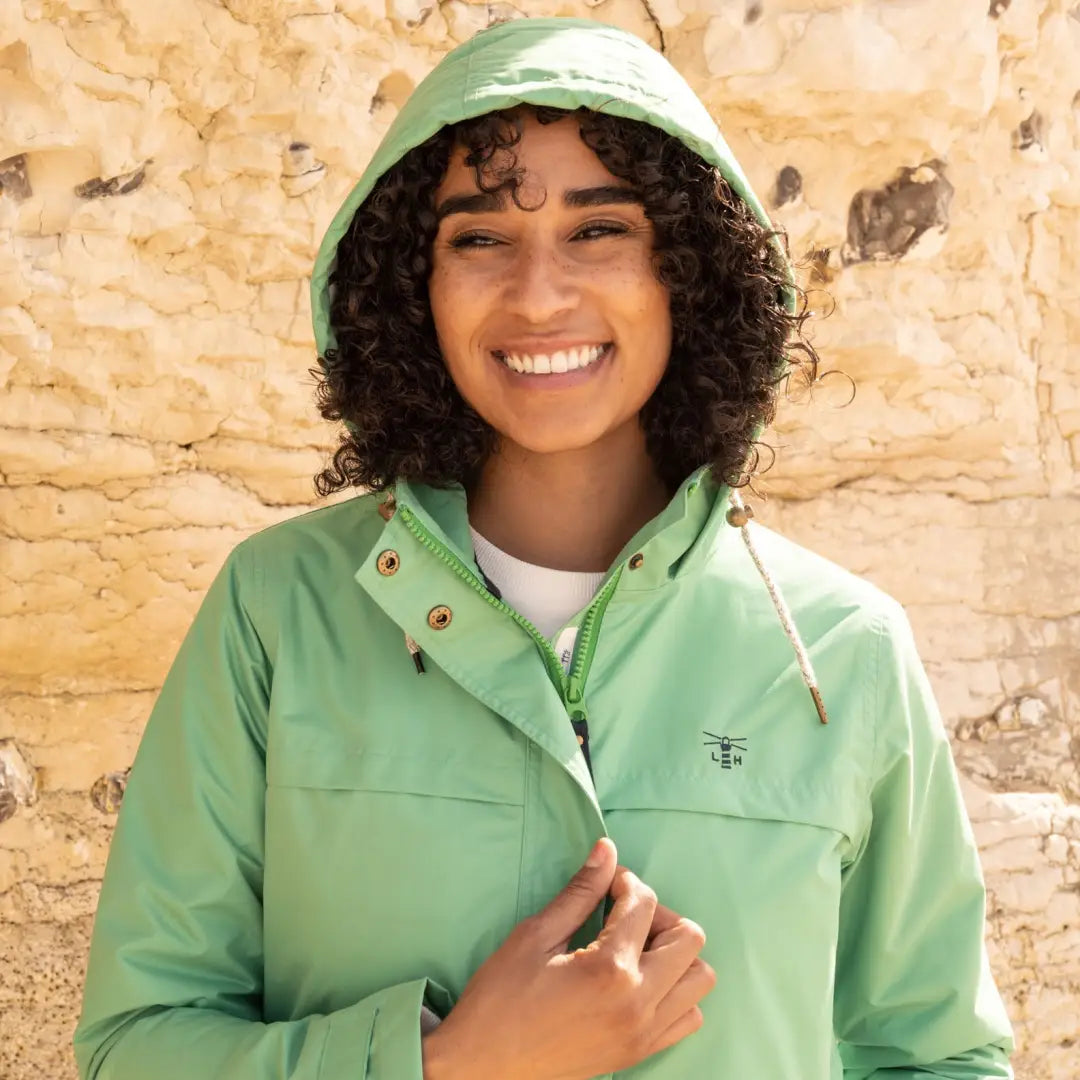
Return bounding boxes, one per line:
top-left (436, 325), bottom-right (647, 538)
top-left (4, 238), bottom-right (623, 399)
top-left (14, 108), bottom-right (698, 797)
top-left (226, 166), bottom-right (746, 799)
top-left (499, 422), bottom-right (612, 458)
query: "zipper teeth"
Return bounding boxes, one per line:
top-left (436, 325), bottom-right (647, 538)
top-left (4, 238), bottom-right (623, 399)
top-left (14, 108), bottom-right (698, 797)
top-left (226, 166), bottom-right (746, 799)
top-left (568, 567), bottom-right (622, 693)
top-left (397, 505), bottom-right (567, 691)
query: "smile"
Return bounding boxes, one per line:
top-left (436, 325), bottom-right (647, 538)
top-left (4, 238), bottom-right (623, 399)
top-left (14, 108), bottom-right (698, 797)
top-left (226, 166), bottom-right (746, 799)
top-left (492, 343), bottom-right (612, 375)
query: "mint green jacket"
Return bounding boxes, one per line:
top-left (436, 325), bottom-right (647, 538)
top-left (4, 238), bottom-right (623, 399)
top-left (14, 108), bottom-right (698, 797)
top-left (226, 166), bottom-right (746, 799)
top-left (75, 18), bottom-right (1015, 1080)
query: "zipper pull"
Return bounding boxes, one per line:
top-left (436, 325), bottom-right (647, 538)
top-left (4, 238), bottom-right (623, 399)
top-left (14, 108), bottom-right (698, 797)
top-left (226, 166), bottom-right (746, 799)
top-left (567, 675), bottom-right (593, 775)
top-left (570, 707), bottom-right (593, 778)
top-left (567, 672), bottom-right (585, 708)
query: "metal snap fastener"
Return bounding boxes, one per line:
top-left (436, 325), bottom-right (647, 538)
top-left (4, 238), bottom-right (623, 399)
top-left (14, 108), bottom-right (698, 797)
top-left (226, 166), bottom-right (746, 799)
top-left (376, 549), bottom-right (400, 576)
top-left (726, 504), bottom-right (754, 528)
top-left (628, 553), bottom-right (644, 570)
top-left (428, 605), bottom-right (453, 630)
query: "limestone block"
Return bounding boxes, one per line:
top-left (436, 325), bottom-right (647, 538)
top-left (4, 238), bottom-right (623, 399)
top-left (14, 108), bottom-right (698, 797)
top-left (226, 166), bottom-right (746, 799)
top-left (0, 919), bottom-right (91, 1080)
top-left (704, 1), bottom-right (999, 133)
top-left (442, 0), bottom-right (495, 42)
top-left (192, 436), bottom-right (329, 505)
top-left (759, 490), bottom-right (984, 606)
top-left (2, 528), bottom-right (253, 696)
top-left (0, 430), bottom-right (188, 490)
top-left (1, 693), bottom-right (151, 793)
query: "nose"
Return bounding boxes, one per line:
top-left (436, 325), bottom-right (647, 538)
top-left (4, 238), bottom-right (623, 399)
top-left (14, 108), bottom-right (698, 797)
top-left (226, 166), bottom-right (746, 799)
top-left (500, 240), bottom-right (578, 324)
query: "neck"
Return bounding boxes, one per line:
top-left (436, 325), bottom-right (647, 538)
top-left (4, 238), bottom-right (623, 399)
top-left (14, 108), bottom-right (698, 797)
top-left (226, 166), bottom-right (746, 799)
top-left (466, 423), bottom-right (671, 573)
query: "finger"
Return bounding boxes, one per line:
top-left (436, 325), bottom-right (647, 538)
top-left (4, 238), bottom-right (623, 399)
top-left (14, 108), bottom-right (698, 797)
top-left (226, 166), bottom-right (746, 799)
top-left (534, 838), bottom-right (618, 954)
top-left (644, 1005), bottom-right (705, 1058)
top-left (640, 922), bottom-right (708, 1002)
top-left (645, 916), bottom-right (706, 956)
top-left (648, 957), bottom-right (717, 1032)
top-left (603, 864), bottom-right (669, 926)
top-left (594, 867), bottom-right (657, 959)
top-left (644, 901), bottom-right (684, 947)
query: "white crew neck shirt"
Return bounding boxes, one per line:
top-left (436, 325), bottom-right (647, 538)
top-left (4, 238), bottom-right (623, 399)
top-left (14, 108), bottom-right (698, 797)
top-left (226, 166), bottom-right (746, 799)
top-left (470, 527), bottom-right (607, 640)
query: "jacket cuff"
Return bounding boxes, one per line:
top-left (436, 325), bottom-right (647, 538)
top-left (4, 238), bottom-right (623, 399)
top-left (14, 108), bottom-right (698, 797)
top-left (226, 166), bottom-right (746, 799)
top-left (320, 977), bottom-right (433, 1079)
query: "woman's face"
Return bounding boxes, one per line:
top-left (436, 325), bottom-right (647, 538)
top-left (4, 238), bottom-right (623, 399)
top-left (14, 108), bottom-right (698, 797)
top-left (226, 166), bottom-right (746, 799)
top-left (428, 113), bottom-right (672, 458)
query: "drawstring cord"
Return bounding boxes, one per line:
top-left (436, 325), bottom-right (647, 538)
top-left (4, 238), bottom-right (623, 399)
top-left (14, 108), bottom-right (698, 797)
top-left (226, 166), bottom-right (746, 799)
top-left (726, 489), bottom-right (829, 725)
top-left (380, 486), bottom-right (829, 724)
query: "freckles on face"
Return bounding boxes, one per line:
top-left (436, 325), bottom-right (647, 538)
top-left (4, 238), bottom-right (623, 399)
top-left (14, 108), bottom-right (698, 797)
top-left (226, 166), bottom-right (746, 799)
top-left (427, 113), bottom-right (672, 457)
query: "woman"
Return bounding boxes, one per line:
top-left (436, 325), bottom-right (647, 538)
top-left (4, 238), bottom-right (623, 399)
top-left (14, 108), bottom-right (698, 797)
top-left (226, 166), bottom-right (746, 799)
top-left (74, 16), bottom-right (1015, 1080)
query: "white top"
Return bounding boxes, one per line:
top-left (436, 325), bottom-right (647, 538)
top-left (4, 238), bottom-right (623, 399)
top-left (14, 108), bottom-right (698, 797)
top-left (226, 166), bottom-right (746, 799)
top-left (470, 527), bottom-right (607, 641)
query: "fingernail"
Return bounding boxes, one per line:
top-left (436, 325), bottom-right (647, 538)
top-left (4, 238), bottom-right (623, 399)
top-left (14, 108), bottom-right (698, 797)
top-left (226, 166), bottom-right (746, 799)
top-left (586, 839), bottom-right (605, 867)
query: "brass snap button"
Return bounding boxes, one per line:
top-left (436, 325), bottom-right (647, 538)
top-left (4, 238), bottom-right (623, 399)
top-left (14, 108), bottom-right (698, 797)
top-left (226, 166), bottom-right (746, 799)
top-left (376, 549), bottom-right (400, 576)
top-left (628, 553), bottom-right (644, 570)
top-left (428, 605), bottom-right (453, 630)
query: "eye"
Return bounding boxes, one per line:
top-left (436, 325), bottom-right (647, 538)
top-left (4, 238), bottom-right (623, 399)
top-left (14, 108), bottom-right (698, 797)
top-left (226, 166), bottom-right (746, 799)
top-left (574, 222), bottom-right (630, 240)
top-left (447, 232), bottom-right (500, 249)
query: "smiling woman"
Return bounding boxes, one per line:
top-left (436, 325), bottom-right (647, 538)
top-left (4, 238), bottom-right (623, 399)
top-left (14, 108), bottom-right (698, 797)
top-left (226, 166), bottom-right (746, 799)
top-left (74, 16), bottom-right (1015, 1080)
top-left (319, 99), bottom-right (802, 504)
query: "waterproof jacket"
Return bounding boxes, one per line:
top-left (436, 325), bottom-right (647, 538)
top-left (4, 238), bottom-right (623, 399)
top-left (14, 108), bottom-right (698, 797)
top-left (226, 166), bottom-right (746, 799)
top-left (74, 17), bottom-right (1015, 1080)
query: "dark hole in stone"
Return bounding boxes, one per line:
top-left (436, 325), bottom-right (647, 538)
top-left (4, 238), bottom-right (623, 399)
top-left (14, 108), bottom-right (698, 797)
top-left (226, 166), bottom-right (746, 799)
top-left (988, 0), bottom-right (1011, 15)
top-left (0, 789), bottom-right (16, 824)
top-left (806, 245), bottom-right (836, 285)
top-left (0, 153), bottom-right (32, 201)
top-left (745, 0), bottom-right (764, 23)
top-left (1015, 110), bottom-right (1044, 151)
top-left (75, 162), bottom-right (148, 200)
top-left (774, 165), bottom-right (802, 207)
top-left (842, 159), bottom-right (954, 265)
top-left (288, 141), bottom-right (309, 152)
top-left (90, 769), bottom-right (130, 814)
top-left (406, 5), bottom-right (432, 28)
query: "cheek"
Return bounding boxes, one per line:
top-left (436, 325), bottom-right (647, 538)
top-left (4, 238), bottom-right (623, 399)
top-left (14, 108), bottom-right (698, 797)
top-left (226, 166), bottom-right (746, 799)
top-left (616, 260), bottom-right (671, 349)
top-left (428, 265), bottom-right (475, 354)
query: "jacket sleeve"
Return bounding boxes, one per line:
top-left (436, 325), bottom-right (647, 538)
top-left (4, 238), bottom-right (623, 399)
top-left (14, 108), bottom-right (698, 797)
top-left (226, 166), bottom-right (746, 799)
top-left (73, 541), bottom-right (439, 1080)
top-left (833, 601), bottom-right (1016, 1079)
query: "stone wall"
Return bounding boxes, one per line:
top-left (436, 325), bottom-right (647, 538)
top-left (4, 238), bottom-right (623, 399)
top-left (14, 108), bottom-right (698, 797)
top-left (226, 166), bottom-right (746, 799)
top-left (2, 1), bottom-right (1078, 1077)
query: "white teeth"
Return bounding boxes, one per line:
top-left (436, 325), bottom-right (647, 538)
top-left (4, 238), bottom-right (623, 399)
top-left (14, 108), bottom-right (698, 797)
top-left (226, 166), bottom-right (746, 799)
top-left (497, 344), bottom-right (608, 375)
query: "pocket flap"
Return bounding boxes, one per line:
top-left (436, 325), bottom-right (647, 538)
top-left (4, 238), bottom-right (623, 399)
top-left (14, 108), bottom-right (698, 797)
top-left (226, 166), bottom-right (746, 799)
top-left (600, 768), bottom-right (865, 845)
top-left (267, 732), bottom-right (524, 806)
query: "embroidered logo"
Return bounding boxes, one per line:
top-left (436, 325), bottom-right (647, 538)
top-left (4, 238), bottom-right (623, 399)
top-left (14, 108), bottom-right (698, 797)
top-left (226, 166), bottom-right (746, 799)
top-left (703, 732), bottom-right (748, 769)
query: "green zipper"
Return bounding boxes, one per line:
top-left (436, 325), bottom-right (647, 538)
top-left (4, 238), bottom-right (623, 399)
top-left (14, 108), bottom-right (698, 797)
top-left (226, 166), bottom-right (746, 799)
top-left (396, 503), bottom-right (621, 721)
top-left (566, 569), bottom-right (622, 723)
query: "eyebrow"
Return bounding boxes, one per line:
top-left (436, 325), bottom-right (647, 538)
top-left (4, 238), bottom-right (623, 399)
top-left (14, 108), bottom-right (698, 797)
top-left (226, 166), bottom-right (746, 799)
top-left (435, 185), bottom-right (643, 221)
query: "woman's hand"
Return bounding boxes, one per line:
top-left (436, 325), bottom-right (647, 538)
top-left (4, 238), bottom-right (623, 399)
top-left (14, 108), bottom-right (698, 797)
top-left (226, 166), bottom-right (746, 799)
top-left (421, 838), bottom-right (715, 1080)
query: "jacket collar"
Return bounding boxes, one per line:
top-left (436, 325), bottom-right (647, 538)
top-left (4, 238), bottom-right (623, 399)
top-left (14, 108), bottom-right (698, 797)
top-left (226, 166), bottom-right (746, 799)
top-left (390, 465), bottom-right (738, 593)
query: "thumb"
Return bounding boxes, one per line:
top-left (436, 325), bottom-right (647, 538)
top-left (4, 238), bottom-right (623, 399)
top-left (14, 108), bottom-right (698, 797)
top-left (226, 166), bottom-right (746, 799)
top-left (534, 838), bottom-right (617, 949)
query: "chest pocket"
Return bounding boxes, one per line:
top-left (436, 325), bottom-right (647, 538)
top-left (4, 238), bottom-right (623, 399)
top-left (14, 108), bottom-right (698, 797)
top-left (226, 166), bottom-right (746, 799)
top-left (262, 728), bottom-right (527, 1018)
top-left (597, 765), bottom-right (866, 931)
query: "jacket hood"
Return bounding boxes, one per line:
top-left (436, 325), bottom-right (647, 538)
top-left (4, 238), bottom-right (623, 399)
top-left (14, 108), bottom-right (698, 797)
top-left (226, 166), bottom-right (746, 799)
top-left (309, 16), bottom-right (798, 387)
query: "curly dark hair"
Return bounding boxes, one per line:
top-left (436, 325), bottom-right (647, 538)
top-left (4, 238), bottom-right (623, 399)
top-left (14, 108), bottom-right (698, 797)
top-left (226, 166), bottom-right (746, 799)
top-left (313, 104), bottom-right (827, 496)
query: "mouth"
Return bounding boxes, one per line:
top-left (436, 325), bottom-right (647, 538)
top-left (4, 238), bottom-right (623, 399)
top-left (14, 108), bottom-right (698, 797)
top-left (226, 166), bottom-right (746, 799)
top-left (491, 342), bottom-right (613, 377)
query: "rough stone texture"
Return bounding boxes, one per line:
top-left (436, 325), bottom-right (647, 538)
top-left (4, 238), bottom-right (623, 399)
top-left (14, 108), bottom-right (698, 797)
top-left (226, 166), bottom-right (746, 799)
top-left (1, 1), bottom-right (1078, 1077)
